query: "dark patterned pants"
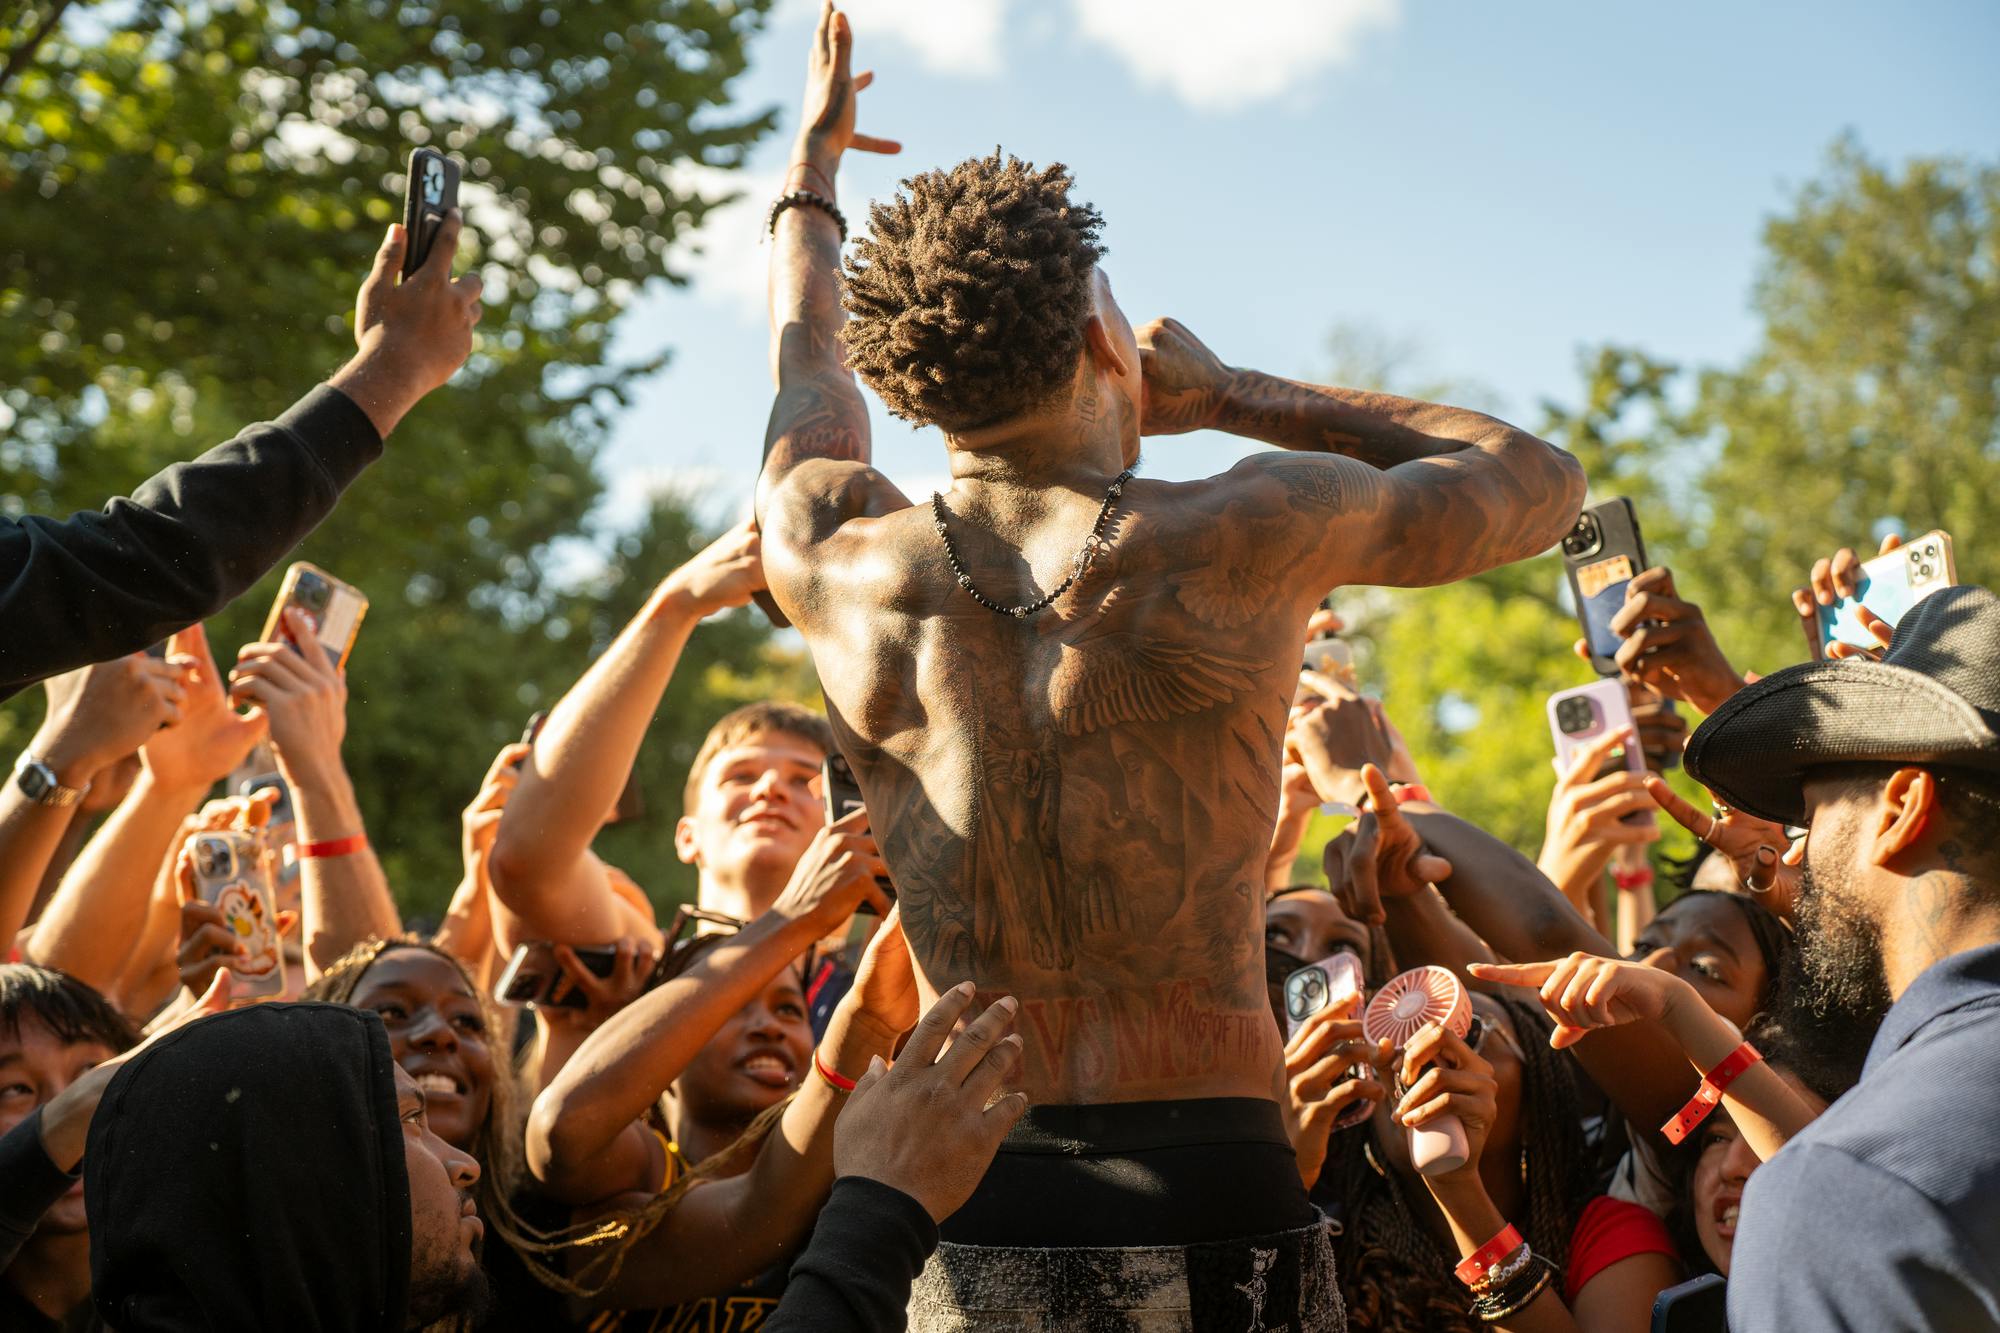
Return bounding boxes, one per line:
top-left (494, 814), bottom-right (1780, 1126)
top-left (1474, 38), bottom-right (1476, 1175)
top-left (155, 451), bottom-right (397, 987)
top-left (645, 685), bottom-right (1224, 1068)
top-left (907, 1214), bottom-right (1346, 1332)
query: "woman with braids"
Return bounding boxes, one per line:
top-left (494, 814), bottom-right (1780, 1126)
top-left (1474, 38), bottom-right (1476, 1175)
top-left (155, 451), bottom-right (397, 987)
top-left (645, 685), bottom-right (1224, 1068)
top-left (305, 935), bottom-right (571, 1332)
top-left (1266, 888), bottom-right (1619, 1331)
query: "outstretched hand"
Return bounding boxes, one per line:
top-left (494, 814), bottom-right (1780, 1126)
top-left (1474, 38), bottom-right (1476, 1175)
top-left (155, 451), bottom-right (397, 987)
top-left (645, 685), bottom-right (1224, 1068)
top-left (1645, 775), bottom-right (1802, 917)
top-left (1793, 533), bottom-right (1902, 661)
top-left (1324, 764), bottom-right (1452, 925)
top-left (796, 2), bottom-right (900, 163)
top-left (1470, 949), bottom-right (1693, 1049)
top-left (832, 984), bottom-right (1027, 1223)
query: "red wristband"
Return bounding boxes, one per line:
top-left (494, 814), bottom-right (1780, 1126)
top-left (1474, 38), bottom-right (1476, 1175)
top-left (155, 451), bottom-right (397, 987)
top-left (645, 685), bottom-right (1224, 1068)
top-left (1661, 1041), bottom-right (1762, 1144)
top-left (812, 1048), bottom-right (857, 1093)
top-left (297, 834), bottom-right (368, 860)
top-left (1455, 1223), bottom-right (1524, 1288)
top-left (1613, 864), bottom-right (1655, 892)
top-left (1390, 783), bottom-right (1434, 806)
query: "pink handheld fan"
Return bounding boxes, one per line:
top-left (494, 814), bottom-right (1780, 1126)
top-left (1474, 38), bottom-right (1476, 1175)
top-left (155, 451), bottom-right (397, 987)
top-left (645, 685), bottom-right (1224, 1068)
top-left (1363, 965), bottom-right (1473, 1177)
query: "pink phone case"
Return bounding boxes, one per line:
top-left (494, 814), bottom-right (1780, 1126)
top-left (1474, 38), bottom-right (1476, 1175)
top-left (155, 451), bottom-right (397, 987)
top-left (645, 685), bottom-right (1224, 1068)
top-left (1547, 678), bottom-right (1641, 776)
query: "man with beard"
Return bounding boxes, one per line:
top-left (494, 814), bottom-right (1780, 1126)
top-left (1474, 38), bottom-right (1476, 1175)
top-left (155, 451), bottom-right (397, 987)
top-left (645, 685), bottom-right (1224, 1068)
top-left (1683, 584), bottom-right (2000, 1331)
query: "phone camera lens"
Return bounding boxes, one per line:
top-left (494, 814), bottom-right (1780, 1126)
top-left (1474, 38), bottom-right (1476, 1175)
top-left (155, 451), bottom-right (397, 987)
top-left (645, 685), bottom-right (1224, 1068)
top-left (1920, 562), bottom-right (1934, 578)
top-left (194, 837), bottom-right (234, 881)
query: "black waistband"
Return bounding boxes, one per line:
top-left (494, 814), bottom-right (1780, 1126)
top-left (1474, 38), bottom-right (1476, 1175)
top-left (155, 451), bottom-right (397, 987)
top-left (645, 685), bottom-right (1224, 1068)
top-left (999, 1096), bottom-right (1291, 1156)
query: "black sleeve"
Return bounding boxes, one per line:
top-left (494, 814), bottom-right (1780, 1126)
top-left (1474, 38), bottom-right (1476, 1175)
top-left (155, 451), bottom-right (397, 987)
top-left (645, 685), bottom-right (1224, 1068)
top-left (0, 1108), bottom-right (80, 1273)
top-left (0, 384), bottom-right (383, 698)
top-left (765, 1177), bottom-right (939, 1333)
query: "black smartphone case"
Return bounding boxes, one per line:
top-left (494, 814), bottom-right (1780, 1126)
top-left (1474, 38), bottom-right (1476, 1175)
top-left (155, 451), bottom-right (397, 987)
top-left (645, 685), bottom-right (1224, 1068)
top-left (401, 147), bottom-right (461, 279)
top-left (1561, 498), bottom-right (1647, 676)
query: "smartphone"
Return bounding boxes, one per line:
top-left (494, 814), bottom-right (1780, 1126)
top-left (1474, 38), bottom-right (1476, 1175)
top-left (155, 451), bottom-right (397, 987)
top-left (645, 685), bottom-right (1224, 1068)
top-left (231, 746), bottom-right (299, 888)
top-left (1650, 1274), bottom-right (1726, 1333)
top-left (822, 752), bottom-right (894, 905)
top-left (1301, 637), bottom-right (1356, 686)
top-left (1548, 678), bottom-right (1643, 777)
top-left (1283, 951), bottom-right (1364, 1035)
top-left (1561, 499), bottom-right (1647, 677)
top-left (188, 830), bottom-right (286, 999)
top-left (261, 563), bottom-right (368, 670)
top-left (400, 147), bottom-right (461, 280)
top-left (1283, 951), bottom-right (1372, 1130)
top-left (493, 941), bottom-right (619, 1009)
top-left (1806, 530), bottom-right (1956, 660)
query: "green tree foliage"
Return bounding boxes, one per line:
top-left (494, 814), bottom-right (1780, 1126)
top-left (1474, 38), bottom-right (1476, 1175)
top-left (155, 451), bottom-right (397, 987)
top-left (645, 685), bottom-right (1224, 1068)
top-left (1299, 140), bottom-right (1999, 884)
top-left (1, 0), bottom-right (785, 914)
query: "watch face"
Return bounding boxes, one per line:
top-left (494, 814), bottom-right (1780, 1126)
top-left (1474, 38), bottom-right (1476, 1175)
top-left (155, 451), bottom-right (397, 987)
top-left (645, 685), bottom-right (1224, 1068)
top-left (17, 762), bottom-right (52, 800)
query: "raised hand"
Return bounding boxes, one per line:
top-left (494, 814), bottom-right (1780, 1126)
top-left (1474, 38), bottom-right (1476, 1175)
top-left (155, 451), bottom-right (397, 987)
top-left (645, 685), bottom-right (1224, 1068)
top-left (332, 204), bottom-right (484, 437)
top-left (1644, 775), bottom-right (1801, 916)
top-left (462, 742), bottom-right (530, 892)
top-left (1137, 317), bottom-right (1233, 436)
top-left (1289, 670), bottom-right (1396, 810)
top-left (1282, 998), bottom-right (1392, 1189)
top-left (1599, 566), bottom-right (1746, 714)
top-left (34, 652), bottom-right (192, 787)
top-left (848, 906), bottom-right (920, 1040)
top-left (227, 609), bottom-right (350, 790)
top-left (1793, 533), bottom-right (1902, 661)
top-left (139, 623), bottom-right (269, 793)
top-left (1324, 764), bottom-right (1453, 925)
top-left (662, 516), bottom-right (769, 619)
top-left (1536, 726), bottom-right (1657, 907)
top-left (769, 806), bottom-right (893, 936)
top-left (1470, 950), bottom-right (1692, 1049)
top-left (832, 984), bottom-right (1028, 1223)
top-left (796, 1), bottom-right (900, 164)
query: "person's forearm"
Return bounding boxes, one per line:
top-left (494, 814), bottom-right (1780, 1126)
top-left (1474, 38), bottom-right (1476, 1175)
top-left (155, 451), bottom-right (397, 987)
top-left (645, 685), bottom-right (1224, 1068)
top-left (1379, 882), bottom-right (1499, 982)
top-left (0, 385), bottom-right (382, 699)
top-left (1424, 1176), bottom-right (1579, 1333)
top-left (611, 1000), bottom-right (902, 1308)
top-left (1215, 372), bottom-right (1479, 470)
top-left (0, 730), bottom-right (113, 946)
top-left (433, 874), bottom-right (497, 989)
top-left (1614, 880), bottom-right (1655, 958)
top-left (25, 770), bottom-right (202, 992)
top-left (1658, 986), bottom-right (1817, 1162)
top-left (528, 909), bottom-right (822, 1188)
top-left (113, 870), bottom-right (182, 1013)
top-left (1536, 840), bottom-right (1613, 927)
top-left (1266, 802), bottom-right (1314, 890)
top-left (291, 762), bottom-right (399, 976)
top-left (492, 581), bottom-right (703, 901)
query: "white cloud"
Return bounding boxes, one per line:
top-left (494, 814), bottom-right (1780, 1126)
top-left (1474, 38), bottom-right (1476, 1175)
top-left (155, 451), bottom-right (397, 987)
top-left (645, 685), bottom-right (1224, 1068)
top-left (1071, 0), bottom-right (1399, 111)
top-left (834, 0), bottom-right (1010, 76)
top-left (661, 162), bottom-right (790, 321)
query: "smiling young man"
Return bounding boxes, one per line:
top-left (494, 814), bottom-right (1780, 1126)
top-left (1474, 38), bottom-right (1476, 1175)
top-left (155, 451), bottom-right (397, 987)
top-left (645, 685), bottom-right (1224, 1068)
top-left (489, 520), bottom-right (837, 957)
top-left (0, 965), bottom-right (138, 1332)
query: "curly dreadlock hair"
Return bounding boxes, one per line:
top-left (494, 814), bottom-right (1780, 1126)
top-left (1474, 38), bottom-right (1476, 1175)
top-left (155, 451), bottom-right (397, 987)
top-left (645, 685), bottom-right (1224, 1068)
top-left (841, 151), bottom-right (1106, 433)
top-left (1327, 994), bottom-right (1607, 1333)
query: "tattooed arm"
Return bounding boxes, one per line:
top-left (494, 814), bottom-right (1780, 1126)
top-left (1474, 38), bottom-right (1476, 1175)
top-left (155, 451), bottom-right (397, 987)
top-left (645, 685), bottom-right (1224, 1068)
top-left (1145, 318), bottom-right (1584, 587)
top-left (756, 3), bottom-right (909, 618)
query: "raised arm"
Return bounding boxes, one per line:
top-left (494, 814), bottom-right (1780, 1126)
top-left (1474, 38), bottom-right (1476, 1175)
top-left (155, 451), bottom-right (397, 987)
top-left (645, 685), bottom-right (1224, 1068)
top-left (0, 219), bottom-right (481, 698)
top-left (754, 4), bottom-right (909, 619)
top-left (1140, 320), bottom-right (1584, 589)
top-left (487, 520), bottom-right (762, 950)
top-left (228, 612), bottom-right (399, 976)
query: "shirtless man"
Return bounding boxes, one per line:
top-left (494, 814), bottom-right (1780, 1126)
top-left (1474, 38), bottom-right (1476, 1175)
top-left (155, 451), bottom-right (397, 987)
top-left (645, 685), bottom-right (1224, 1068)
top-left (756, 7), bottom-right (1585, 1326)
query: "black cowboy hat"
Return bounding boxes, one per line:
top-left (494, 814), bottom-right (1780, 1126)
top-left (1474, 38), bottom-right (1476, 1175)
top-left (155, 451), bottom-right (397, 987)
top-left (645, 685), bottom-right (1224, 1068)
top-left (1685, 584), bottom-right (2000, 827)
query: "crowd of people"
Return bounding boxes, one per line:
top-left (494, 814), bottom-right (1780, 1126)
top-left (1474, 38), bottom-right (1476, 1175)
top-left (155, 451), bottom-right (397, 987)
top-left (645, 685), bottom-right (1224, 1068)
top-left (4, 5), bottom-right (1998, 1330)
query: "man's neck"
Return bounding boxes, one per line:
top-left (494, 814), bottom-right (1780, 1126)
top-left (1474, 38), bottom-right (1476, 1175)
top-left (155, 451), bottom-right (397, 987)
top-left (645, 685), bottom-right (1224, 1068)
top-left (1884, 867), bottom-right (2000, 998)
top-left (8, 1230), bottom-right (91, 1319)
top-left (697, 867), bottom-right (786, 923)
top-left (944, 373), bottom-right (1132, 504)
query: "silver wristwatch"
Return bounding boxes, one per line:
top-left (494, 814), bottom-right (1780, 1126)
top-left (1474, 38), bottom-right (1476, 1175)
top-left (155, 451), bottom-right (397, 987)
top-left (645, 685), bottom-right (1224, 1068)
top-left (15, 755), bottom-right (87, 808)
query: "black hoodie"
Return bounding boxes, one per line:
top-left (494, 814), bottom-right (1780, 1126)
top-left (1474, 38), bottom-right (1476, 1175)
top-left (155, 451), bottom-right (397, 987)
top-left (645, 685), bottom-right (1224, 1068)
top-left (85, 1004), bottom-right (411, 1332)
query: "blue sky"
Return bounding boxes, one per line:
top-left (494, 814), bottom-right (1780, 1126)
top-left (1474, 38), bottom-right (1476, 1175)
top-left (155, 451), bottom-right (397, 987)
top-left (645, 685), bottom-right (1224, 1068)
top-left (601, 0), bottom-right (2000, 532)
